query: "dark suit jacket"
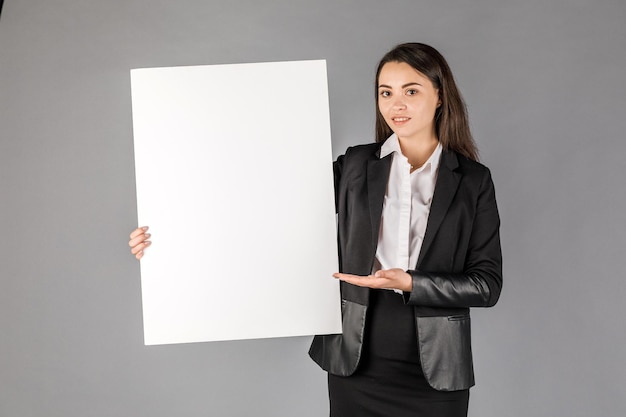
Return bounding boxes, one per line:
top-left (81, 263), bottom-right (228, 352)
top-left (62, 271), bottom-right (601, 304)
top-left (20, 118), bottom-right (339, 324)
top-left (309, 142), bottom-right (502, 391)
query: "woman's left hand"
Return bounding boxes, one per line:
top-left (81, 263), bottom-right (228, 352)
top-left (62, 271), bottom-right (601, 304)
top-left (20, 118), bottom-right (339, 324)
top-left (333, 268), bottom-right (412, 292)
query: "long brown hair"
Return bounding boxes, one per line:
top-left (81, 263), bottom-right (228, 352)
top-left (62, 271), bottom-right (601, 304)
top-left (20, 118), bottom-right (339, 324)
top-left (375, 43), bottom-right (479, 161)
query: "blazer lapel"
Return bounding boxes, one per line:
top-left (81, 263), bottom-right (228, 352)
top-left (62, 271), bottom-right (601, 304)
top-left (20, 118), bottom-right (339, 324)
top-left (417, 150), bottom-right (461, 267)
top-left (367, 152), bottom-right (392, 247)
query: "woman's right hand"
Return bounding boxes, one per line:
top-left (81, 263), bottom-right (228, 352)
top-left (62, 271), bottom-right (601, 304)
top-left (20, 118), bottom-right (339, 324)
top-left (129, 226), bottom-right (151, 260)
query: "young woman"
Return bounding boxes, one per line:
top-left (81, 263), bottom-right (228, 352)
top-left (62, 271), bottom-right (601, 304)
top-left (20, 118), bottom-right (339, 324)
top-left (129, 43), bottom-right (502, 416)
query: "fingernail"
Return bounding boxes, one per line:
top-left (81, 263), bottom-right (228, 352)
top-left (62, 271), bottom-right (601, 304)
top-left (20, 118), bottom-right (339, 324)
top-left (142, 226), bottom-right (149, 231)
top-left (144, 233), bottom-right (151, 239)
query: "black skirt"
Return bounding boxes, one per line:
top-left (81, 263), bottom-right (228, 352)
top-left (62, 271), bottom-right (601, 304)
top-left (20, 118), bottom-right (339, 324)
top-left (328, 290), bottom-right (469, 417)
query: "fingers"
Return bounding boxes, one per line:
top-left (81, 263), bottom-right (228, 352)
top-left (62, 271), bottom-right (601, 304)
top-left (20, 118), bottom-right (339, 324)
top-left (129, 232), bottom-right (151, 248)
top-left (130, 240), bottom-right (151, 255)
top-left (129, 226), bottom-right (149, 240)
top-left (129, 226), bottom-right (151, 260)
top-left (333, 272), bottom-right (384, 288)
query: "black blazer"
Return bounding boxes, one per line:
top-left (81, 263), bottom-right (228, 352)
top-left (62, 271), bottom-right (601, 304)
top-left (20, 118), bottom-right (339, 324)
top-left (309, 142), bottom-right (502, 391)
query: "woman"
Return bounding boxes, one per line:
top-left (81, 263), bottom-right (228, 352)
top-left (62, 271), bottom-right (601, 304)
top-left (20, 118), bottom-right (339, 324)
top-left (130, 43), bottom-right (502, 416)
top-left (308, 42), bottom-right (502, 416)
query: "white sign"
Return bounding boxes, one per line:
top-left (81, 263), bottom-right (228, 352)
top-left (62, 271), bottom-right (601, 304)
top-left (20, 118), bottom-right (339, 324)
top-left (130, 60), bottom-right (342, 345)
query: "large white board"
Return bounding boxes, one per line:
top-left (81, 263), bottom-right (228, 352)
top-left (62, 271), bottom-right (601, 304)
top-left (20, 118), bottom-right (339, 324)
top-left (130, 60), bottom-right (342, 345)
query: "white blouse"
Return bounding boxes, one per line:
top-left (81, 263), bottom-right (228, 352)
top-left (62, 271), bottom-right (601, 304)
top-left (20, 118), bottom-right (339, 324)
top-left (373, 134), bottom-right (442, 292)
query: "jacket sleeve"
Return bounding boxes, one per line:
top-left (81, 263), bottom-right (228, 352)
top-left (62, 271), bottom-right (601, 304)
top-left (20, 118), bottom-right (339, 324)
top-left (404, 168), bottom-right (503, 308)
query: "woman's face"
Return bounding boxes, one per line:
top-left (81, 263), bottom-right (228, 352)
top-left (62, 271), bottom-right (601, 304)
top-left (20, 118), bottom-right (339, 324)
top-left (377, 61), bottom-right (440, 142)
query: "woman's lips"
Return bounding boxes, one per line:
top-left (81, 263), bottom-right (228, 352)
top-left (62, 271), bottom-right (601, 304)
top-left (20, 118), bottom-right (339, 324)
top-left (392, 116), bottom-right (410, 125)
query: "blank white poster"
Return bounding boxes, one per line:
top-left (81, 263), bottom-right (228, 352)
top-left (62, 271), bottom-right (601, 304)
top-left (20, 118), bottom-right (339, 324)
top-left (130, 60), bottom-right (342, 345)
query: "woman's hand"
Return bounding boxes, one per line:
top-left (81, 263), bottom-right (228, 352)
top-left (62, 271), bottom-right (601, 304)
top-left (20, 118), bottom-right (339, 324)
top-left (129, 226), bottom-right (151, 260)
top-left (333, 268), bottom-right (412, 292)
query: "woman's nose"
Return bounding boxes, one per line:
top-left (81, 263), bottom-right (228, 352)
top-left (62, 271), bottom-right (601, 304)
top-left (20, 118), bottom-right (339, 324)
top-left (392, 98), bottom-right (406, 110)
top-left (393, 100), bottom-right (406, 110)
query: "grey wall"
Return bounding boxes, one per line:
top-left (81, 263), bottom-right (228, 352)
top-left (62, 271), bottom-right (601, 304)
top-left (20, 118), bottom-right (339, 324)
top-left (1, 1), bottom-right (625, 416)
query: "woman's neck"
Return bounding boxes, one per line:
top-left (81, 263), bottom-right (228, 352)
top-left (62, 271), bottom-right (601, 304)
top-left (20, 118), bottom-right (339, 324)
top-left (397, 134), bottom-right (439, 170)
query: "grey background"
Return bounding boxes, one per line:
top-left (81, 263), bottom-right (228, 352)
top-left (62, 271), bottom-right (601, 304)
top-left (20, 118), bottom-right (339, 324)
top-left (1, 0), bottom-right (624, 416)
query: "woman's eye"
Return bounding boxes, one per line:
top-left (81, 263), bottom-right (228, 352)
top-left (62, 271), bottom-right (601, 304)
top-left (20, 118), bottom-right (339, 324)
top-left (380, 91), bottom-right (391, 98)
top-left (406, 89), bottom-right (418, 96)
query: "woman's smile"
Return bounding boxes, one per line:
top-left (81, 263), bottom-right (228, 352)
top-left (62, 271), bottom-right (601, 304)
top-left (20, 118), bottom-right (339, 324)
top-left (391, 116), bottom-right (411, 125)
